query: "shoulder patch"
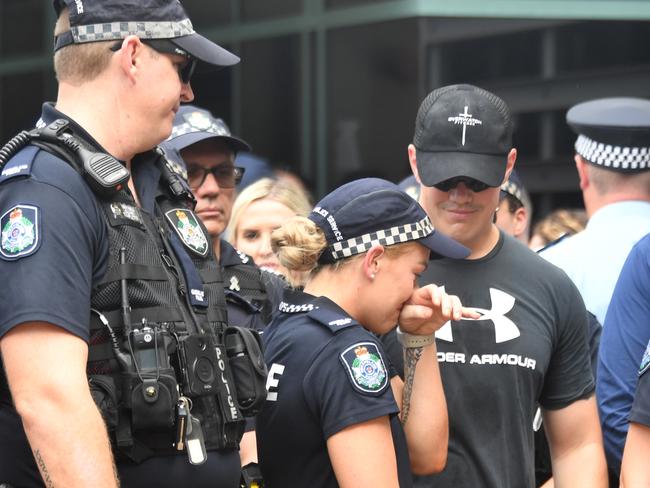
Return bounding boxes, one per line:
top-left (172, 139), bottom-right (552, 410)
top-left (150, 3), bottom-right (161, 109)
top-left (0, 146), bottom-right (37, 184)
top-left (0, 205), bottom-right (40, 260)
top-left (339, 342), bottom-right (389, 395)
top-left (165, 208), bottom-right (209, 257)
top-left (639, 339), bottom-right (650, 377)
top-left (307, 305), bottom-right (358, 333)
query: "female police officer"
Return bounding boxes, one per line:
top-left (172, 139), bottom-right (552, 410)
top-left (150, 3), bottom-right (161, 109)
top-left (256, 178), bottom-right (476, 487)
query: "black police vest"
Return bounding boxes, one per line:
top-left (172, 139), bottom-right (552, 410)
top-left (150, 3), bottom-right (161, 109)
top-left (221, 242), bottom-right (274, 329)
top-left (84, 152), bottom-right (246, 460)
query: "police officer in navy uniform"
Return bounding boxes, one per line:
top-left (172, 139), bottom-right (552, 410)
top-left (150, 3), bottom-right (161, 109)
top-left (0, 1), bottom-right (250, 487)
top-left (161, 105), bottom-right (286, 331)
top-left (161, 105), bottom-right (287, 483)
top-left (257, 178), bottom-right (476, 487)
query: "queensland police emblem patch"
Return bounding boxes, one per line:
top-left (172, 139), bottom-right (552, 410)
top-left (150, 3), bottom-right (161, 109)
top-left (0, 205), bottom-right (40, 260)
top-left (165, 208), bottom-right (209, 257)
top-left (340, 342), bottom-right (388, 394)
top-left (639, 339), bottom-right (650, 377)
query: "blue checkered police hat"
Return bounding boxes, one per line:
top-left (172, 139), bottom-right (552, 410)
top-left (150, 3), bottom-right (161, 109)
top-left (165, 105), bottom-right (251, 154)
top-left (310, 178), bottom-right (469, 264)
top-left (500, 170), bottom-right (531, 211)
top-left (52, 0), bottom-right (239, 68)
top-left (568, 97), bottom-right (650, 172)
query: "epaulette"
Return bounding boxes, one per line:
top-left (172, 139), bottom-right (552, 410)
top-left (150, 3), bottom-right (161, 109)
top-left (307, 306), bottom-right (359, 334)
top-left (0, 146), bottom-right (38, 184)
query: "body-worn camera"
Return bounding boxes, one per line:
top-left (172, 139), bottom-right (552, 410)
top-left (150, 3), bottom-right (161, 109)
top-left (177, 333), bottom-right (221, 397)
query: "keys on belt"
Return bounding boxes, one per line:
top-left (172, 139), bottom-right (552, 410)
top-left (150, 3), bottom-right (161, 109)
top-left (175, 396), bottom-right (207, 465)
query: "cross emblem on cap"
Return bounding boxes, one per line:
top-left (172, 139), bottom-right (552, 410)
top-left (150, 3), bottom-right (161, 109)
top-left (447, 106), bottom-right (483, 146)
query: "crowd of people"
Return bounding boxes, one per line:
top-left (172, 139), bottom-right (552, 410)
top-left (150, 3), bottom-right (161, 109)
top-left (1, 1), bottom-right (650, 487)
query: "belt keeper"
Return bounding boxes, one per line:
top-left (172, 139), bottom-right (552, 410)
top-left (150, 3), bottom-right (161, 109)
top-left (396, 326), bottom-right (435, 348)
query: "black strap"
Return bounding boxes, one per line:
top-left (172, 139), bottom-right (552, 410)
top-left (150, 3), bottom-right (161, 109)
top-left (90, 307), bottom-right (185, 331)
top-left (199, 267), bottom-right (223, 284)
top-left (99, 263), bottom-right (170, 286)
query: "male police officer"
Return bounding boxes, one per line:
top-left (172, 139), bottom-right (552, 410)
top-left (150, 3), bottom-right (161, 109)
top-left (0, 1), bottom-right (244, 487)
top-left (162, 105), bottom-right (285, 330)
top-left (406, 84), bottom-right (607, 487)
top-left (541, 98), bottom-right (650, 327)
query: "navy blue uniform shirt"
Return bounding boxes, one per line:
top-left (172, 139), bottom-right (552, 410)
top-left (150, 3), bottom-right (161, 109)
top-left (0, 103), bottom-right (239, 488)
top-left (257, 289), bottom-right (412, 487)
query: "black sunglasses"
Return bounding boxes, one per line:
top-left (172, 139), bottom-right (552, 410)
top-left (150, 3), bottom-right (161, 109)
top-left (187, 165), bottom-right (245, 189)
top-left (433, 176), bottom-right (491, 193)
top-left (110, 39), bottom-right (197, 84)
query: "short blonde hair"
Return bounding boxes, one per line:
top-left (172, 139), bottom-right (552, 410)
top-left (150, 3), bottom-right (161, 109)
top-left (532, 209), bottom-right (587, 246)
top-left (227, 177), bottom-right (312, 242)
top-left (53, 8), bottom-right (115, 84)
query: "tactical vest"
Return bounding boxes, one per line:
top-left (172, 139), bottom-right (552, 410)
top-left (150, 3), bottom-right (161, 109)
top-left (0, 122), bottom-right (246, 463)
top-left (221, 242), bottom-right (278, 328)
top-left (88, 153), bottom-right (248, 462)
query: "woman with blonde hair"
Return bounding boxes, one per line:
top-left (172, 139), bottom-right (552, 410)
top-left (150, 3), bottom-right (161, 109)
top-left (227, 177), bottom-right (311, 284)
top-left (256, 178), bottom-right (477, 487)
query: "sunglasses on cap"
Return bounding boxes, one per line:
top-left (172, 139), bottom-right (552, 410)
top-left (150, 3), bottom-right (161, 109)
top-left (110, 39), bottom-right (197, 84)
top-left (187, 164), bottom-right (245, 190)
top-left (433, 176), bottom-right (491, 193)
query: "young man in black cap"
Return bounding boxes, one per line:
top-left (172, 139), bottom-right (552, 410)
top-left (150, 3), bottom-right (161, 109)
top-left (406, 84), bottom-right (607, 487)
top-left (0, 1), bottom-right (242, 487)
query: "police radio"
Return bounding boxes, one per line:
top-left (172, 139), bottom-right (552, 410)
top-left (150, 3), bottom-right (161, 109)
top-left (0, 119), bottom-right (130, 197)
top-left (38, 119), bottom-right (130, 197)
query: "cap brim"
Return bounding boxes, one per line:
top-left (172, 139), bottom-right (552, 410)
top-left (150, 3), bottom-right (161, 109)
top-left (169, 131), bottom-right (251, 154)
top-left (419, 229), bottom-right (470, 260)
top-left (416, 150), bottom-right (506, 187)
top-left (170, 33), bottom-right (239, 68)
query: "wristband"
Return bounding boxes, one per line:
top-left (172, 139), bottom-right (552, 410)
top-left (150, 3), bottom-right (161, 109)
top-left (396, 327), bottom-right (435, 348)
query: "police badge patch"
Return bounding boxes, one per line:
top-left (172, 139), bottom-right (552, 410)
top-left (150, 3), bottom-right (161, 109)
top-left (639, 339), bottom-right (650, 377)
top-left (165, 208), bottom-right (209, 257)
top-left (340, 342), bottom-right (389, 395)
top-left (0, 205), bottom-right (40, 260)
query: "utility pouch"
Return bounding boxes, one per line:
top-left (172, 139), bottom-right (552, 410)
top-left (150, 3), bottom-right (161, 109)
top-left (123, 368), bottom-right (179, 431)
top-left (88, 374), bottom-right (120, 431)
top-left (224, 327), bottom-right (268, 417)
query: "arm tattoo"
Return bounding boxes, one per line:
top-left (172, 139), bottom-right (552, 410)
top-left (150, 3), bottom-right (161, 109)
top-left (34, 449), bottom-right (55, 488)
top-left (401, 346), bottom-right (424, 425)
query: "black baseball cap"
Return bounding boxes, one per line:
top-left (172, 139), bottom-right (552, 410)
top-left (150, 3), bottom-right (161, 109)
top-left (413, 84), bottom-right (513, 188)
top-left (164, 105), bottom-right (251, 154)
top-left (309, 178), bottom-right (469, 264)
top-left (567, 97), bottom-right (650, 172)
top-left (52, 0), bottom-right (239, 68)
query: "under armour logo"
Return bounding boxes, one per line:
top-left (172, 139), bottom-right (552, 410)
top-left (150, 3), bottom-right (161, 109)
top-left (435, 287), bottom-right (519, 343)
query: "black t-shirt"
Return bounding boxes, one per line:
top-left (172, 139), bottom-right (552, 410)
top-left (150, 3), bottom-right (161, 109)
top-left (0, 104), bottom-right (240, 488)
top-left (413, 232), bottom-right (594, 488)
top-left (257, 290), bottom-right (412, 487)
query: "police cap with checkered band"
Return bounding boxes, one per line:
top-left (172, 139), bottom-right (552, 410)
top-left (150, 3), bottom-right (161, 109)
top-left (413, 84), bottom-right (513, 188)
top-left (52, 0), bottom-right (239, 68)
top-left (567, 97), bottom-right (650, 172)
top-left (310, 178), bottom-right (469, 264)
top-left (164, 105), bottom-right (251, 154)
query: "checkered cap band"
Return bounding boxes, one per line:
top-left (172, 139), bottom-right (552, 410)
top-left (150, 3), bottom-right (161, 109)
top-left (278, 302), bottom-right (315, 313)
top-left (169, 119), bottom-right (230, 140)
top-left (71, 18), bottom-right (194, 44)
top-left (327, 216), bottom-right (434, 261)
top-left (575, 134), bottom-right (650, 170)
top-left (500, 181), bottom-right (522, 202)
